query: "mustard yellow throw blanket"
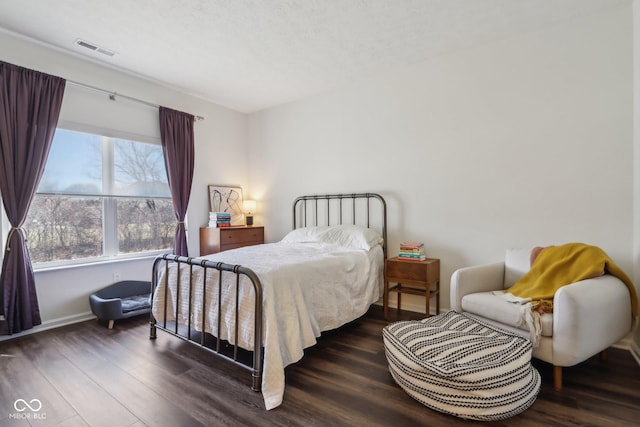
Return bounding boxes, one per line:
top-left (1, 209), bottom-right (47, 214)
top-left (504, 243), bottom-right (638, 345)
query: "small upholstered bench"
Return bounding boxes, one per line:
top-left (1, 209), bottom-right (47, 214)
top-left (89, 280), bottom-right (151, 329)
top-left (382, 310), bottom-right (540, 421)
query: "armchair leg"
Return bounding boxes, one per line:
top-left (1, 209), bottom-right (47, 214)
top-left (553, 365), bottom-right (562, 390)
top-left (600, 349), bottom-right (608, 362)
top-left (108, 320), bottom-right (115, 329)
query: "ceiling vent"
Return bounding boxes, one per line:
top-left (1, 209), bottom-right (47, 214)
top-left (74, 39), bottom-right (116, 57)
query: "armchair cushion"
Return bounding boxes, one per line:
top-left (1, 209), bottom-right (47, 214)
top-left (450, 262), bottom-right (504, 311)
top-left (461, 291), bottom-right (553, 337)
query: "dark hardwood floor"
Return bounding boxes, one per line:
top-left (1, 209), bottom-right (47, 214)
top-left (1, 307), bottom-right (639, 427)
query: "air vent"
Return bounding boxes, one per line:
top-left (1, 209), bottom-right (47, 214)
top-left (96, 47), bottom-right (115, 57)
top-left (74, 39), bottom-right (116, 57)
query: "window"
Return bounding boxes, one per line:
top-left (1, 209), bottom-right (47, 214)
top-left (24, 128), bottom-right (175, 265)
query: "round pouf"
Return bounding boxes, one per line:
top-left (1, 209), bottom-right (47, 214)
top-left (382, 311), bottom-right (540, 421)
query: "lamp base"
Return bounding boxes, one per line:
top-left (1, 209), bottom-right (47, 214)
top-left (246, 215), bottom-right (254, 226)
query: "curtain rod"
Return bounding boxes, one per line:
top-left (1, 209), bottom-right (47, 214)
top-left (66, 79), bottom-right (205, 121)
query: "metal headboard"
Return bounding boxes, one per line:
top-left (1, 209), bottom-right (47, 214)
top-left (292, 192), bottom-right (387, 259)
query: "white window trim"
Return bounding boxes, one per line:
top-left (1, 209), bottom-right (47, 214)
top-left (58, 120), bottom-right (162, 146)
top-left (19, 122), bottom-right (178, 270)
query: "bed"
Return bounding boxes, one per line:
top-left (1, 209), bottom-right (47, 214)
top-left (150, 193), bottom-right (387, 410)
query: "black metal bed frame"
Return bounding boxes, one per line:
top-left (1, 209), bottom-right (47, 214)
top-left (293, 192), bottom-right (387, 260)
top-left (149, 192), bottom-right (387, 394)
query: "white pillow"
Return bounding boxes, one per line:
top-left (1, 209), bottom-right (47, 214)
top-left (318, 225), bottom-right (383, 251)
top-left (280, 226), bottom-right (330, 243)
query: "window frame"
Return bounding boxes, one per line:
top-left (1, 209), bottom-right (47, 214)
top-left (24, 121), bottom-right (176, 270)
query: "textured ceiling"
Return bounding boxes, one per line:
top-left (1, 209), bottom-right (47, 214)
top-left (0, 0), bottom-right (629, 113)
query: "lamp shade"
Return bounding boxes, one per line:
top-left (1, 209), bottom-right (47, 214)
top-left (243, 199), bottom-right (257, 214)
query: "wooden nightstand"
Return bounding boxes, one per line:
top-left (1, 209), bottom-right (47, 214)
top-left (384, 257), bottom-right (440, 319)
top-left (199, 226), bottom-right (264, 256)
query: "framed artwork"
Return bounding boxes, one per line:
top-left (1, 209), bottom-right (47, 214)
top-left (208, 185), bottom-right (244, 226)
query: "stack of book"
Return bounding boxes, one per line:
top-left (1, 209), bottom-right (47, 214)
top-left (398, 241), bottom-right (426, 261)
top-left (209, 212), bottom-right (231, 227)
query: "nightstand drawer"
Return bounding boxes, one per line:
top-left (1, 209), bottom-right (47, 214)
top-left (386, 258), bottom-right (439, 285)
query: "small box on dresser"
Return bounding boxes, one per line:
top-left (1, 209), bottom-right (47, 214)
top-left (199, 226), bottom-right (264, 256)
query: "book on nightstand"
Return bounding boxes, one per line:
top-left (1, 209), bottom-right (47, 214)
top-left (398, 241), bottom-right (426, 261)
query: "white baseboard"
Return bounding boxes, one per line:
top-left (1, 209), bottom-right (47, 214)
top-left (0, 311), bottom-right (95, 342)
top-left (613, 335), bottom-right (632, 350)
top-left (375, 294), bottom-right (440, 316)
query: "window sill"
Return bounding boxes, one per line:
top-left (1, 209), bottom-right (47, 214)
top-left (33, 252), bottom-right (168, 273)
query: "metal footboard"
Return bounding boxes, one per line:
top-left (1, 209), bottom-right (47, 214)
top-left (149, 254), bottom-right (264, 391)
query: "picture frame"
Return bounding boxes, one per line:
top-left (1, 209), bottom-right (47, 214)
top-left (208, 185), bottom-right (244, 226)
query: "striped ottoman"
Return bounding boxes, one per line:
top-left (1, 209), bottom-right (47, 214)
top-left (382, 311), bottom-right (540, 421)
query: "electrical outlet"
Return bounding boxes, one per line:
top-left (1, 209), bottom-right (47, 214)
top-left (113, 273), bottom-right (121, 282)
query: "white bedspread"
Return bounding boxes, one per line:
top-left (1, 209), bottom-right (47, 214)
top-left (152, 241), bottom-right (383, 409)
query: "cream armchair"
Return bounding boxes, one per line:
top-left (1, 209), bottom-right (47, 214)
top-left (450, 249), bottom-right (634, 389)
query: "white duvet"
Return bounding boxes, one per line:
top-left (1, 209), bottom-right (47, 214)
top-left (152, 241), bottom-right (383, 409)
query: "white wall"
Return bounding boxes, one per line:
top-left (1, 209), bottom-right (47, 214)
top-left (248, 6), bottom-right (636, 317)
top-left (0, 30), bottom-right (247, 334)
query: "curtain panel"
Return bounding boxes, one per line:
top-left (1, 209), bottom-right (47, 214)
top-left (0, 61), bottom-right (66, 334)
top-left (159, 106), bottom-right (195, 257)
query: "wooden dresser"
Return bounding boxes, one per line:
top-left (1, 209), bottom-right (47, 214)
top-left (199, 226), bottom-right (264, 256)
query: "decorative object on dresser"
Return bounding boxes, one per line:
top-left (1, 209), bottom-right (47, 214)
top-left (199, 225), bottom-right (264, 256)
top-left (243, 199), bottom-right (257, 226)
top-left (208, 184), bottom-right (244, 226)
top-left (209, 211), bottom-right (231, 227)
top-left (151, 192), bottom-right (387, 410)
top-left (384, 257), bottom-right (440, 319)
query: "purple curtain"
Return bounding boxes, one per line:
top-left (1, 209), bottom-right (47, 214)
top-left (0, 61), bottom-right (65, 335)
top-left (159, 106), bottom-right (195, 257)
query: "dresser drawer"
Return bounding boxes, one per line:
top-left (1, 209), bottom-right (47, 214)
top-left (221, 227), bottom-right (264, 245)
top-left (220, 242), bottom-right (257, 251)
top-left (200, 226), bottom-right (264, 256)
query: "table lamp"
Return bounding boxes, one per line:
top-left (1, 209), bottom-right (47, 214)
top-left (243, 199), bottom-right (257, 226)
